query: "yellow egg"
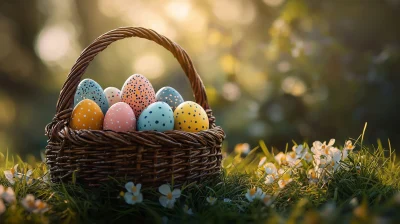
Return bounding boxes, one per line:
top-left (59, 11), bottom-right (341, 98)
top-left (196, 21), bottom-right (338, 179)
top-left (70, 99), bottom-right (104, 130)
top-left (174, 101), bottom-right (209, 132)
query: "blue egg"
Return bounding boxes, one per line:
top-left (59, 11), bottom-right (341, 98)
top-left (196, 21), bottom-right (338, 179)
top-left (137, 102), bottom-right (174, 132)
top-left (74, 79), bottom-right (109, 114)
top-left (155, 86), bottom-right (184, 111)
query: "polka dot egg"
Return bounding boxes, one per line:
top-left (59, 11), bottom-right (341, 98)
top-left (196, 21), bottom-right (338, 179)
top-left (74, 79), bottom-right (109, 115)
top-left (104, 87), bottom-right (122, 107)
top-left (155, 86), bottom-right (184, 111)
top-left (121, 74), bottom-right (156, 119)
top-left (137, 102), bottom-right (174, 132)
top-left (70, 99), bottom-right (104, 130)
top-left (103, 102), bottom-right (136, 132)
top-left (174, 101), bottom-right (209, 132)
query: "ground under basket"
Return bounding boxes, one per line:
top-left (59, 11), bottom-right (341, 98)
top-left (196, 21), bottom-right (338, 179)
top-left (45, 27), bottom-right (225, 187)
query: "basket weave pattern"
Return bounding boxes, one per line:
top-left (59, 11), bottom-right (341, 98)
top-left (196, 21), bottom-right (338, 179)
top-left (45, 27), bottom-right (225, 186)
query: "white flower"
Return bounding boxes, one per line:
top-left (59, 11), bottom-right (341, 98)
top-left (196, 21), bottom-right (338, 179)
top-left (286, 151), bottom-right (302, 168)
top-left (0, 185), bottom-right (16, 204)
top-left (293, 144), bottom-right (307, 159)
top-left (183, 204), bottom-right (194, 215)
top-left (330, 147), bottom-right (342, 170)
top-left (313, 153), bottom-right (332, 168)
top-left (303, 152), bottom-right (313, 163)
top-left (159, 184), bottom-right (181, 209)
top-left (245, 187), bottom-right (263, 202)
top-left (342, 140), bottom-right (355, 160)
top-left (274, 152), bottom-right (287, 165)
top-left (307, 169), bottom-right (318, 184)
top-left (234, 143), bottom-right (250, 155)
top-left (223, 198), bottom-right (232, 203)
top-left (261, 193), bottom-right (273, 206)
top-left (123, 182), bottom-right (143, 205)
top-left (311, 139), bottom-right (335, 156)
top-left (278, 173), bottom-right (293, 189)
top-left (206, 196), bottom-right (217, 205)
top-left (0, 199), bottom-right (5, 215)
top-left (125, 182), bottom-right (141, 195)
top-left (258, 156), bottom-right (267, 167)
top-left (264, 174), bottom-right (275, 185)
top-left (21, 194), bottom-right (49, 214)
top-left (3, 164), bottom-right (33, 185)
top-left (264, 163), bottom-right (277, 175)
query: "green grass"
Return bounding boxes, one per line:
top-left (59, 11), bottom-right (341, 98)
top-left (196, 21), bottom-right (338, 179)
top-left (0, 136), bottom-right (399, 223)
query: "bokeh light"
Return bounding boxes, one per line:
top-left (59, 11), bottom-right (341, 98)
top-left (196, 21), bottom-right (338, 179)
top-left (35, 25), bottom-right (71, 63)
top-left (281, 76), bottom-right (307, 97)
top-left (133, 53), bottom-right (165, 80)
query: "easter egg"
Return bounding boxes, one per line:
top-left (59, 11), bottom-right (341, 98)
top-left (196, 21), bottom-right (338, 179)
top-left (103, 102), bottom-right (136, 132)
top-left (70, 99), bottom-right (104, 130)
top-left (104, 87), bottom-right (122, 107)
top-left (121, 74), bottom-right (156, 118)
top-left (174, 101), bottom-right (209, 133)
top-left (74, 79), bottom-right (109, 114)
top-left (155, 86), bottom-right (184, 111)
top-left (137, 102), bottom-right (174, 132)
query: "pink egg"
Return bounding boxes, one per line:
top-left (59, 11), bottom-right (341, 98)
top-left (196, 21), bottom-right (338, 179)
top-left (121, 74), bottom-right (156, 119)
top-left (103, 102), bottom-right (136, 132)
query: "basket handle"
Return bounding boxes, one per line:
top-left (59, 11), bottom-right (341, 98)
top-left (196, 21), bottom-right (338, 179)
top-left (56, 27), bottom-right (212, 119)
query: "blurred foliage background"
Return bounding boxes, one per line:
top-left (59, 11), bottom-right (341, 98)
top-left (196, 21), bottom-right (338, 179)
top-left (0, 0), bottom-right (400, 156)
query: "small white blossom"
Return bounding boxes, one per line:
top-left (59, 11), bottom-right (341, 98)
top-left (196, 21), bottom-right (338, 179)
top-left (245, 187), bottom-right (263, 202)
top-left (278, 173), bottom-right (293, 189)
top-left (265, 174), bottom-right (275, 185)
top-left (123, 182), bottom-right (143, 205)
top-left (21, 194), bottom-right (49, 214)
top-left (258, 157), bottom-right (267, 167)
top-left (0, 185), bottom-right (16, 204)
top-left (286, 151), bottom-right (302, 168)
top-left (264, 163), bottom-right (277, 175)
top-left (183, 204), bottom-right (194, 215)
top-left (307, 169), bottom-right (318, 184)
top-left (261, 193), bottom-right (273, 206)
top-left (223, 198), bottom-right (232, 203)
top-left (159, 184), bottom-right (181, 209)
top-left (293, 144), bottom-right (307, 159)
top-left (274, 152), bottom-right (287, 165)
top-left (342, 140), bottom-right (355, 160)
top-left (206, 196), bottom-right (217, 205)
top-left (3, 164), bottom-right (33, 185)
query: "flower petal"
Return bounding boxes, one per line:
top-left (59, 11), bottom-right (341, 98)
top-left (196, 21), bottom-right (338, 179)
top-left (124, 192), bottom-right (133, 205)
top-left (125, 182), bottom-right (134, 193)
top-left (159, 184), bottom-right (171, 196)
top-left (328, 139), bottom-right (335, 146)
top-left (137, 193), bottom-right (143, 203)
top-left (136, 184), bottom-right (142, 194)
top-left (172, 189), bottom-right (181, 199)
top-left (159, 196), bottom-right (168, 208)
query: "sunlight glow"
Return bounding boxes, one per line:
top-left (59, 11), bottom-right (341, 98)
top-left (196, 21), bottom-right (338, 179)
top-left (35, 25), bottom-right (71, 63)
top-left (133, 53), bottom-right (165, 80)
top-left (281, 76), bottom-right (307, 96)
top-left (222, 82), bottom-right (241, 101)
top-left (165, 0), bottom-right (192, 21)
top-left (263, 0), bottom-right (285, 7)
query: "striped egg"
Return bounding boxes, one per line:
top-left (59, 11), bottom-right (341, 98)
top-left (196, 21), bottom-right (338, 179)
top-left (121, 74), bottom-right (156, 119)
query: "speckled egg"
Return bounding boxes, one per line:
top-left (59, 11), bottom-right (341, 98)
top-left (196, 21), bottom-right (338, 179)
top-left (104, 87), bottom-right (122, 107)
top-left (70, 99), bottom-right (104, 130)
top-left (174, 101), bottom-right (209, 132)
top-left (74, 79), bottom-right (109, 114)
top-left (155, 86), bottom-right (184, 111)
top-left (103, 102), bottom-right (136, 132)
top-left (137, 102), bottom-right (174, 132)
top-left (121, 74), bottom-right (156, 118)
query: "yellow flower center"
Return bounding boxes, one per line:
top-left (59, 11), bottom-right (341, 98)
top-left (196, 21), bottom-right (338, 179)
top-left (131, 186), bottom-right (137, 192)
top-left (167, 192), bottom-right (173, 200)
top-left (250, 188), bottom-right (256, 196)
top-left (37, 201), bottom-right (46, 209)
top-left (27, 200), bottom-right (35, 208)
top-left (263, 196), bottom-right (270, 203)
top-left (11, 167), bottom-right (15, 175)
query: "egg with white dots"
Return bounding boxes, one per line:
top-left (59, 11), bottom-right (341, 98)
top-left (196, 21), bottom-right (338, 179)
top-left (174, 101), bottom-right (209, 133)
top-left (74, 79), bottom-right (109, 114)
top-left (104, 87), bottom-right (122, 107)
top-left (121, 74), bottom-right (156, 119)
top-left (103, 102), bottom-right (136, 132)
top-left (137, 102), bottom-right (174, 132)
top-left (70, 99), bottom-right (104, 130)
top-left (155, 86), bottom-right (184, 111)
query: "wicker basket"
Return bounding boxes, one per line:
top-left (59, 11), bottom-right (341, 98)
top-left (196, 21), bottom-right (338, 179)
top-left (45, 27), bottom-right (225, 187)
